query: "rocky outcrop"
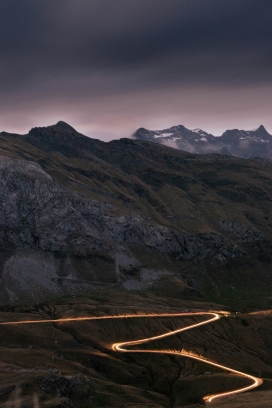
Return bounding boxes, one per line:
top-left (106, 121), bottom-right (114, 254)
top-left (219, 220), bottom-right (262, 244)
top-left (36, 374), bottom-right (94, 401)
top-left (0, 156), bottom-right (112, 253)
top-left (213, 244), bottom-right (246, 263)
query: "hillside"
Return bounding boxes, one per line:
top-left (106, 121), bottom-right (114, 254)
top-left (0, 121), bottom-right (272, 308)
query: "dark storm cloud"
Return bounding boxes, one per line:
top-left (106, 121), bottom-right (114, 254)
top-left (1, 0), bottom-right (272, 85)
top-left (0, 0), bottom-right (272, 138)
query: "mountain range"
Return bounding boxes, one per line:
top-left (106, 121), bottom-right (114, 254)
top-left (133, 124), bottom-right (272, 159)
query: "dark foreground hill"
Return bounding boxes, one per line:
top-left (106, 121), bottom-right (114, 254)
top-left (0, 121), bottom-right (272, 308)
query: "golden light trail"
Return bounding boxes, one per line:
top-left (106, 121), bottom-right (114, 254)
top-left (0, 311), bottom-right (262, 403)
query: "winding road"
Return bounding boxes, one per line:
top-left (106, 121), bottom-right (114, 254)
top-left (0, 311), bottom-right (263, 404)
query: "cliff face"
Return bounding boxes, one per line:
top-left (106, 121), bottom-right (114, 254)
top-left (0, 156), bottom-right (226, 302)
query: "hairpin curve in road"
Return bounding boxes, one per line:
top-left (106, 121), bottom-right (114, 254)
top-left (0, 311), bottom-right (263, 403)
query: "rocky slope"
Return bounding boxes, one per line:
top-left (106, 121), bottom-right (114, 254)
top-left (0, 122), bottom-right (272, 304)
top-left (133, 124), bottom-right (272, 159)
top-left (0, 155), bottom-right (224, 302)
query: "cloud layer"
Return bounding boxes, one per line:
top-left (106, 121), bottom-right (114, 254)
top-left (1, 0), bottom-right (272, 139)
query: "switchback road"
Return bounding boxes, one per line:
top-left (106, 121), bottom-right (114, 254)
top-left (0, 311), bottom-right (263, 403)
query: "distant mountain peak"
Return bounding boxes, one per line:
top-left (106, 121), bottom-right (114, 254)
top-left (28, 121), bottom-right (77, 137)
top-left (54, 121), bottom-right (76, 131)
top-left (133, 123), bottom-right (272, 159)
top-left (255, 125), bottom-right (269, 134)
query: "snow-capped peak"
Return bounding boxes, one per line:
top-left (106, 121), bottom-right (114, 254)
top-left (193, 128), bottom-right (206, 135)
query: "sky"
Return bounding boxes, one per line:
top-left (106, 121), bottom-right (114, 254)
top-left (0, 0), bottom-right (272, 140)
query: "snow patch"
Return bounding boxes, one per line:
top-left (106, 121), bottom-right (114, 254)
top-left (193, 128), bottom-right (206, 135)
top-left (240, 136), bottom-right (268, 143)
top-left (194, 137), bottom-right (208, 142)
top-left (154, 132), bottom-right (174, 138)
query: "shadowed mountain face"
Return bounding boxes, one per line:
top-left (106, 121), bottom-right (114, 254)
top-left (1, 122), bottom-right (272, 306)
top-left (133, 124), bottom-right (272, 159)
